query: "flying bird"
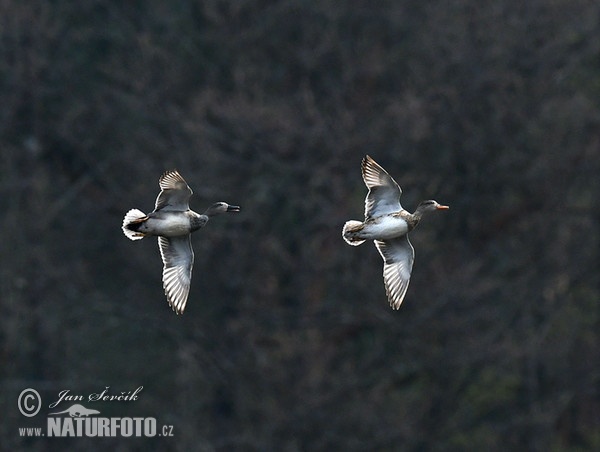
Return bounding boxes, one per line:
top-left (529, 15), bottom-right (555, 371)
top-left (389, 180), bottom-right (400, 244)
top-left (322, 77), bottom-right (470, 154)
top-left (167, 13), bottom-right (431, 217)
top-left (122, 170), bottom-right (240, 314)
top-left (342, 155), bottom-right (448, 309)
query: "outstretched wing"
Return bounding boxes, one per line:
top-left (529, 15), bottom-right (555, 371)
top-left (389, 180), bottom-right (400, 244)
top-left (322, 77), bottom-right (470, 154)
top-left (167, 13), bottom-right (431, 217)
top-left (361, 155), bottom-right (403, 220)
top-left (158, 235), bottom-right (194, 314)
top-left (374, 236), bottom-right (414, 309)
top-left (154, 170), bottom-right (193, 212)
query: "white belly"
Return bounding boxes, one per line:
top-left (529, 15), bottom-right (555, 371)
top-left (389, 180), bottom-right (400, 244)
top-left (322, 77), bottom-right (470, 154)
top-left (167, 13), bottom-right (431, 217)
top-left (363, 216), bottom-right (409, 240)
top-left (160, 216), bottom-right (191, 235)
top-left (143, 215), bottom-right (191, 237)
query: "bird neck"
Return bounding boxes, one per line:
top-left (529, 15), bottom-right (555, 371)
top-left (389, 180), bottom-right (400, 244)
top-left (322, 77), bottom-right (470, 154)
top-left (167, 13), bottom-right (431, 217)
top-left (189, 212), bottom-right (207, 231)
top-left (400, 210), bottom-right (421, 231)
top-left (412, 204), bottom-right (434, 221)
top-left (203, 206), bottom-right (223, 217)
top-left (411, 210), bottom-right (424, 221)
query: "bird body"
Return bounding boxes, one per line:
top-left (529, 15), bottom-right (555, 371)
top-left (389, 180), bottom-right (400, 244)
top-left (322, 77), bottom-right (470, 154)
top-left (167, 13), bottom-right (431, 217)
top-left (343, 155), bottom-right (448, 309)
top-left (125, 209), bottom-right (207, 238)
top-left (343, 213), bottom-right (411, 243)
top-left (122, 170), bottom-right (239, 314)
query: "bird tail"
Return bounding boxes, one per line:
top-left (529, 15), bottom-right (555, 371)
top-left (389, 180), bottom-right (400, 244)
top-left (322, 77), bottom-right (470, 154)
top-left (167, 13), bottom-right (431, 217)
top-left (342, 220), bottom-right (366, 246)
top-left (122, 209), bottom-right (148, 241)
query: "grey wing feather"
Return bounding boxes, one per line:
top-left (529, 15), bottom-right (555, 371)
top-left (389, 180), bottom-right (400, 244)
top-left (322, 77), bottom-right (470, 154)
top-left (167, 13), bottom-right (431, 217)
top-left (154, 170), bottom-right (193, 212)
top-left (158, 235), bottom-right (194, 314)
top-left (362, 155), bottom-right (403, 219)
top-left (374, 236), bottom-right (415, 309)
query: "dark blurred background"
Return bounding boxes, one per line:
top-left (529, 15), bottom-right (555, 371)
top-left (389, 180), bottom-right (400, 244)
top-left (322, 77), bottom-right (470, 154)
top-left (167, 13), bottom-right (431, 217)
top-left (2, 1), bottom-right (599, 450)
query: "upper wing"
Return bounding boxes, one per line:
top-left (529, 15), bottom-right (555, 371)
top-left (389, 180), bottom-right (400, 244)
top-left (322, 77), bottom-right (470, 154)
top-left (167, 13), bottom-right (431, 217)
top-left (158, 235), bottom-right (194, 314)
top-left (362, 155), bottom-right (403, 220)
top-left (154, 170), bottom-right (193, 212)
top-left (374, 236), bottom-right (415, 309)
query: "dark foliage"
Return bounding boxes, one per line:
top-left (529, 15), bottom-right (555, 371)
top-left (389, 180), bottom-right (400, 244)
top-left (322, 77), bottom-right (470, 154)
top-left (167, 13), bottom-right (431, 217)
top-left (2, 1), bottom-right (599, 450)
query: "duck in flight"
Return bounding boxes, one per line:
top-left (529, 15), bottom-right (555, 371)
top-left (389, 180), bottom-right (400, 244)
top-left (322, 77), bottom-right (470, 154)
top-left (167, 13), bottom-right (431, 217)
top-left (122, 170), bottom-right (240, 314)
top-left (343, 155), bottom-right (448, 309)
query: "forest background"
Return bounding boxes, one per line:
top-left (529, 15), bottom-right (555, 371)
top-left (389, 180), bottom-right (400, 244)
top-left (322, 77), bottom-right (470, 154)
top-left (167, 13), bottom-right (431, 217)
top-left (1, 1), bottom-right (599, 450)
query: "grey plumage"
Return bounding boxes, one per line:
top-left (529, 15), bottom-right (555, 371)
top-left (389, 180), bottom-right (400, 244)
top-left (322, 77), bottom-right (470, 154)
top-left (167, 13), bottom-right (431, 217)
top-left (343, 156), bottom-right (448, 309)
top-left (122, 170), bottom-right (240, 314)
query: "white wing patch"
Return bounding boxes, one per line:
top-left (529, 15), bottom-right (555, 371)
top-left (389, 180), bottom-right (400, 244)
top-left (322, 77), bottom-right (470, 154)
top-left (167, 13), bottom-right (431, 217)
top-left (361, 155), bottom-right (403, 219)
top-left (154, 170), bottom-right (193, 212)
top-left (158, 236), bottom-right (194, 314)
top-left (375, 236), bottom-right (415, 309)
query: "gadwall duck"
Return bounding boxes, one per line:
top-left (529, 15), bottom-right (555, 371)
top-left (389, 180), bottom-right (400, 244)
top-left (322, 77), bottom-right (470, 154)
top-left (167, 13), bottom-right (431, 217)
top-left (343, 155), bottom-right (448, 309)
top-left (122, 170), bottom-right (240, 314)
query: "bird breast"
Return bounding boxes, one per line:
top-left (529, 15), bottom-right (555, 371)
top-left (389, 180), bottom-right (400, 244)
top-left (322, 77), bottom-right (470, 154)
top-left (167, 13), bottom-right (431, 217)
top-left (363, 215), bottom-right (410, 240)
top-left (143, 212), bottom-right (196, 237)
